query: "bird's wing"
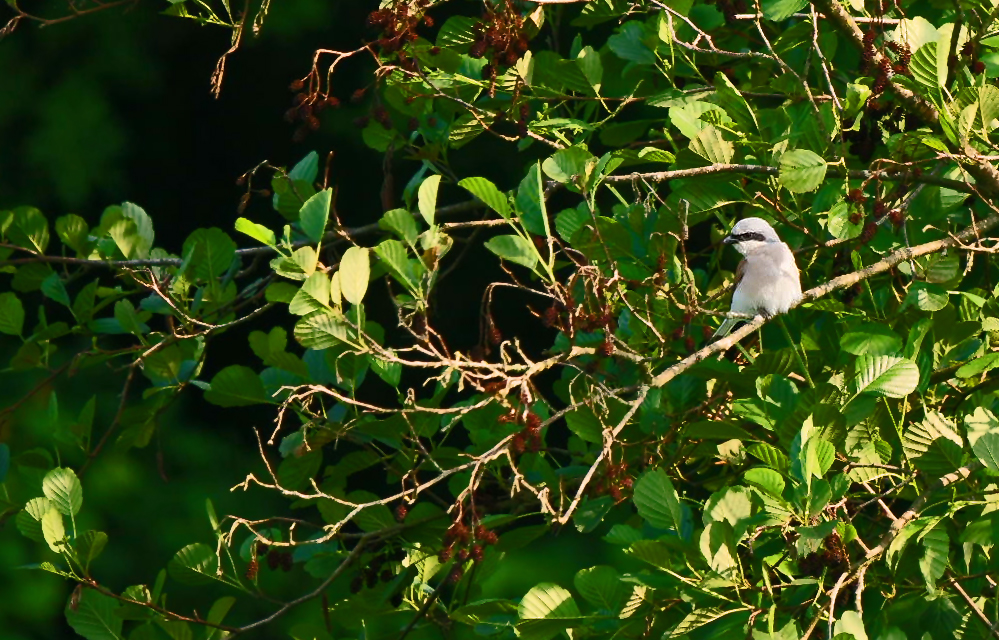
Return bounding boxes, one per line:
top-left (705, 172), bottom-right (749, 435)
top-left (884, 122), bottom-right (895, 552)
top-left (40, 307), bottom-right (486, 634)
top-left (734, 257), bottom-right (747, 289)
top-left (714, 258), bottom-right (749, 338)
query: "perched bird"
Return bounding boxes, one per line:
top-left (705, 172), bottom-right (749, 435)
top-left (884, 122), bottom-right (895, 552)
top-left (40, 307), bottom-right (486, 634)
top-left (712, 217), bottom-right (802, 338)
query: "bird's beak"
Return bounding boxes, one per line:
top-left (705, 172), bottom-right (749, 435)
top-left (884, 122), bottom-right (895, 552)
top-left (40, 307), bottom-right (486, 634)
top-left (723, 235), bottom-right (736, 245)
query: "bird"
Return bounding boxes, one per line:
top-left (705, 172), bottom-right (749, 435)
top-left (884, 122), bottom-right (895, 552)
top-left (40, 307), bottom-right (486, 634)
top-left (712, 217), bottom-right (802, 338)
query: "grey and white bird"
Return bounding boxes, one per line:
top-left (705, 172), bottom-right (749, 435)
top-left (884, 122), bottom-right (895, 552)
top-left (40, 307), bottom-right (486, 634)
top-left (712, 217), bottom-right (802, 338)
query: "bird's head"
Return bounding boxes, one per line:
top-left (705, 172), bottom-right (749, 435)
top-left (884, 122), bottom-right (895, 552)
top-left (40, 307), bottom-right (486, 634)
top-left (723, 217), bottom-right (781, 256)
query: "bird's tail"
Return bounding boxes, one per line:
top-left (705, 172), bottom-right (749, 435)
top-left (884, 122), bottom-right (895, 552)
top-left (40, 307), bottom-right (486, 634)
top-left (712, 318), bottom-right (738, 339)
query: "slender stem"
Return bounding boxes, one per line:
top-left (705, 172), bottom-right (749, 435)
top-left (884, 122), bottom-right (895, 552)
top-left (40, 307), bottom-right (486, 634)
top-left (778, 316), bottom-right (814, 388)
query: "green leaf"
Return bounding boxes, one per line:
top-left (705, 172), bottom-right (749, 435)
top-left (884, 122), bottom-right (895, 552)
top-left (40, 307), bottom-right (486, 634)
top-left (458, 177), bottom-right (510, 219)
top-left (120, 203), bottom-right (154, 258)
top-left (437, 15), bottom-right (480, 47)
top-left (555, 207), bottom-right (589, 242)
top-left (77, 530), bottom-right (109, 571)
top-left (379, 209), bottom-right (419, 245)
top-left (289, 272), bottom-right (332, 316)
top-left (574, 566), bottom-right (626, 611)
top-left (972, 433), bottom-right (999, 471)
top-left (17, 497), bottom-right (54, 542)
top-left (958, 352), bottom-right (999, 378)
top-left (182, 228), bottom-right (237, 283)
top-left (910, 41), bottom-right (942, 89)
top-left (573, 496), bottom-right (614, 533)
top-left (608, 21), bottom-right (655, 65)
top-left (634, 468), bottom-right (683, 532)
top-left (699, 521), bottom-right (738, 576)
top-left (203, 365), bottom-right (269, 407)
top-left (903, 414), bottom-right (964, 475)
top-left (299, 188), bottom-right (332, 244)
top-left (451, 599), bottom-right (519, 625)
top-left (779, 150), bottom-right (827, 193)
top-left (43, 467), bottom-right (83, 516)
top-left (518, 583), bottom-right (580, 619)
top-left (41, 273), bottom-right (71, 308)
top-left (65, 589), bottom-right (123, 640)
top-left (832, 611), bottom-right (868, 640)
top-left (577, 46), bottom-right (602, 91)
top-left (565, 407), bottom-right (603, 443)
top-left (278, 449), bottom-right (323, 491)
top-left (417, 174), bottom-right (441, 226)
top-left (747, 443), bottom-right (790, 472)
top-left (744, 467), bottom-right (785, 498)
top-left (671, 608), bottom-right (746, 637)
top-left (114, 300), bottom-right (147, 337)
top-left (960, 515), bottom-right (999, 546)
top-left (339, 247), bottom-right (370, 305)
top-left (167, 542), bottom-right (220, 585)
top-left (803, 438), bottom-right (835, 479)
top-left (636, 147), bottom-right (675, 163)
top-left (55, 214), bottom-right (90, 253)
top-left (853, 355), bottom-right (919, 398)
top-left (484, 235), bottom-right (538, 270)
top-left (266, 282), bottom-right (298, 303)
top-left (374, 239), bottom-right (421, 292)
top-left (904, 282), bottom-right (949, 311)
top-left (294, 309), bottom-right (357, 350)
top-left (761, 0), bottom-right (808, 20)
top-left (205, 597), bottom-right (237, 640)
top-left (0, 292), bottom-right (25, 336)
top-left (689, 124), bottom-right (734, 164)
top-left (371, 355), bottom-right (402, 387)
top-left (41, 508), bottom-right (66, 552)
top-left (289, 151), bottom-right (319, 183)
top-left (9, 206), bottom-right (50, 253)
top-left (516, 162), bottom-right (549, 237)
top-left (541, 146), bottom-right (595, 184)
top-left (704, 487), bottom-right (752, 529)
top-left (827, 202), bottom-right (863, 240)
top-left (234, 218), bottom-right (276, 246)
top-left (840, 323), bottom-right (903, 356)
top-left (919, 525), bottom-right (949, 590)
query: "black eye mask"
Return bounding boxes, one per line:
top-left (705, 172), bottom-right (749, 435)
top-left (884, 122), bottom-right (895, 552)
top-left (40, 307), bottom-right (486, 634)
top-left (724, 231), bottom-right (767, 244)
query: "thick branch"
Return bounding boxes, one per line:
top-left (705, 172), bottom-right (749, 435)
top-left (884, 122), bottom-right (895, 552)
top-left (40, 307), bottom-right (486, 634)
top-left (605, 163), bottom-right (975, 193)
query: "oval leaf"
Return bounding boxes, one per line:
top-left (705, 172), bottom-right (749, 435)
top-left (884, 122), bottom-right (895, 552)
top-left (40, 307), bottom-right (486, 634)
top-left (299, 188), bottom-right (332, 244)
top-left (418, 174), bottom-right (441, 226)
top-left (203, 365), bottom-right (269, 407)
top-left (853, 355), bottom-right (919, 398)
top-left (484, 235), bottom-right (538, 269)
top-left (458, 177), bottom-right (510, 219)
top-left (633, 468), bottom-right (682, 532)
top-left (168, 542), bottom-right (220, 586)
top-left (779, 149), bottom-right (827, 193)
top-left (339, 247), bottom-right (370, 305)
top-left (43, 467), bottom-right (83, 516)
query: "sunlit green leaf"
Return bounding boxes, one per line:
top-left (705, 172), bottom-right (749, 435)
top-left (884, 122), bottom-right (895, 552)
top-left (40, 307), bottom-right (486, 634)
top-left (484, 235), bottom-right (538, 270)
top-left (299, 188), bottom-right (332, 244)
top-left (234, 218), bottom-right (276, 246)
top-left (417, 174), bottom-right (441, 226)
top-left (779, 149), bottom-right (827, 193)
top-left (43, 467), bottom-right (83, 516)
top-left (339, 247), bottom-right (370, 305)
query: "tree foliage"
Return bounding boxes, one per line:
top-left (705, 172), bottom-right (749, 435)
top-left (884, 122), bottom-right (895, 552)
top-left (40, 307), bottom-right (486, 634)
top-left (4, 0), bottom-right (999, 638)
